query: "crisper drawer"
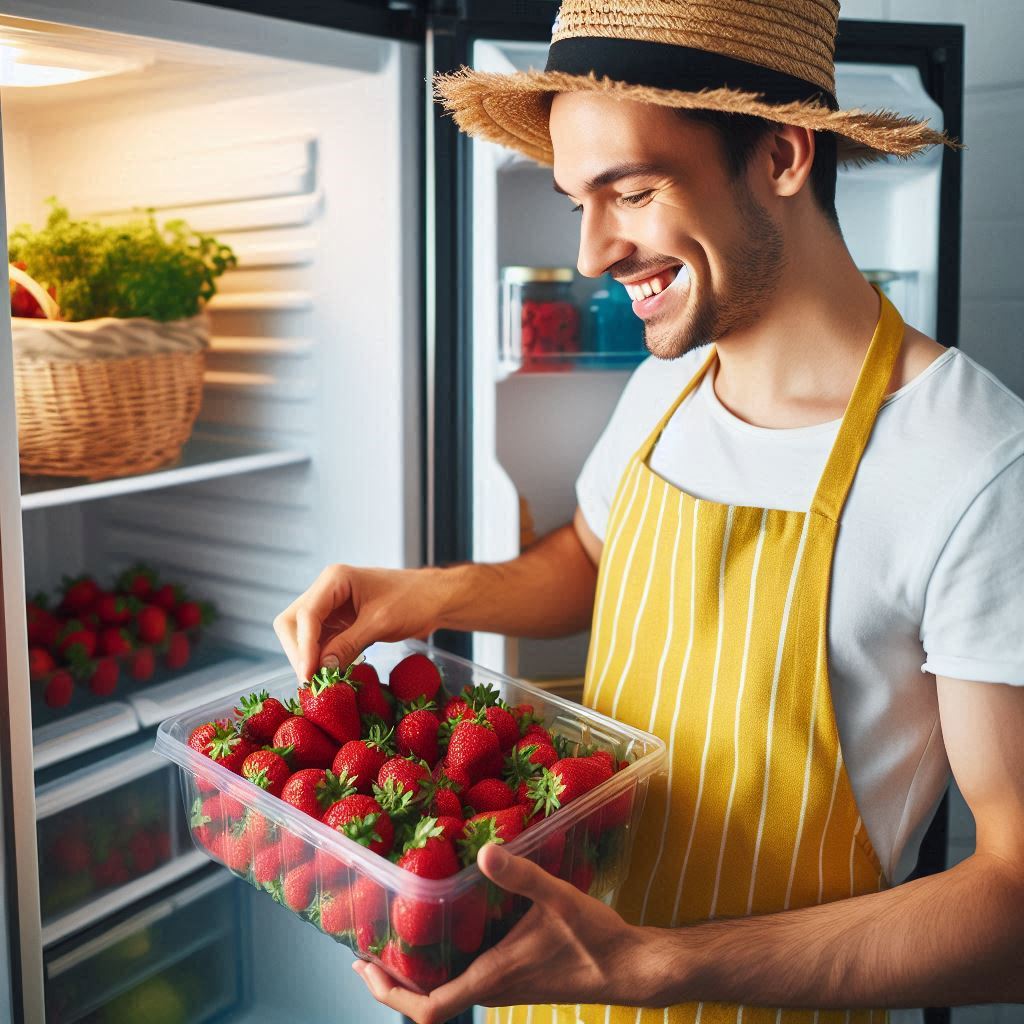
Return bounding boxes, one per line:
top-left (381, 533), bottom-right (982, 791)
top-left (45, 869), bottom-right (244, 1024)
top-left (36, 741), bottom-right (202, 947)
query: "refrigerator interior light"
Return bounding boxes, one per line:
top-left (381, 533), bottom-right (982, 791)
top-left (0, 39), bottom-right (153, 88)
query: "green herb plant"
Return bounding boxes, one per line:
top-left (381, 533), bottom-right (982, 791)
top-left (8, 199), bottom-right (237, 322)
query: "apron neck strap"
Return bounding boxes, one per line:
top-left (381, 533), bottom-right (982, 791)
top-left (810, 286), bottom-right (905, 521)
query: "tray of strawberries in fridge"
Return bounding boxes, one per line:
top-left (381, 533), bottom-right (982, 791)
top-left (27, 563), bottom-right (217, 719)
top-left (155, 640), bottom-right (666, 993)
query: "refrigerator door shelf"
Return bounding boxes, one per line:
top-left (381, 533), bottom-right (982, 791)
top-left (44, 868), bottom-right (239, 1023)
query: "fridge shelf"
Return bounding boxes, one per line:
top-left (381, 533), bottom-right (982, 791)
top-left (20, 435), bottom-right (310, 511)
top-left (33, 703), bottom-right (139, 774)
top-left (497, 352), bottom-right (644, 381)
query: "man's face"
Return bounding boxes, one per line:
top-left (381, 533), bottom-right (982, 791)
top-left (549, 93), bottom-right (786, 359)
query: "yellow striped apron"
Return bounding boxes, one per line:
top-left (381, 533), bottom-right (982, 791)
top-left (495, 287), bottom-right (902, 1024)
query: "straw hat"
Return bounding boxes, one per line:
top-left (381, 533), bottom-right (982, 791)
top-left (433, 0), bottom-right (959, 166)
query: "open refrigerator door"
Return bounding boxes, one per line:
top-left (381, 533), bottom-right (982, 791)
top-left (0, 1), bottom-right (421, 1020)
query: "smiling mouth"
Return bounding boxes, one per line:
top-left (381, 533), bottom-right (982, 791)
top-left (619, 265), bottom-right (684, 301)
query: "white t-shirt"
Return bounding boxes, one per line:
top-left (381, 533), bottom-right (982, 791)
top-left (576, 345), bottom-right (1024, 884)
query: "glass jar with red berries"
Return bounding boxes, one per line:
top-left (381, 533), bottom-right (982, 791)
top-left (499, 266), bottom-right (580, 374)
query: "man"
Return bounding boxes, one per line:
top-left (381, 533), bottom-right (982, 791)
top-left (275, 2), bottom-right (1024, 1022)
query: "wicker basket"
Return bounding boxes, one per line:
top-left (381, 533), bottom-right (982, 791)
top-left (10, 264), bottom-right (208, 480)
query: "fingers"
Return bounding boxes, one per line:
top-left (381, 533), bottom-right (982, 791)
top-left (477, 843), bottom-right (568, 904)
top-left (353, 961), bottom-right (460, 1024)
top-left (273, 566), bottom-right (354, 681)
top-left (319, 613), bottom-right (378, 672)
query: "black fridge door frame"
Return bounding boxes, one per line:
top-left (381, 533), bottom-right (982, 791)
top-left (429, 7), bottom-right (963, 1022)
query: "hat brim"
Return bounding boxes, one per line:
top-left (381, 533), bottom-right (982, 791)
top-left (433, 67), bottom-right (959, 167)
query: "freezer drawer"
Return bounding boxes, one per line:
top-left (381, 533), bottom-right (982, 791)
top-left (36, 742), bottom-right (196, 946)
top-left (44, 868), bottom-right (244, 1023)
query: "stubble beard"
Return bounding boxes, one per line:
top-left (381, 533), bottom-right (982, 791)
top-left (644, 182), bottom-right (787, 360)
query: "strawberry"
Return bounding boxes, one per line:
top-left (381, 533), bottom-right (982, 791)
top-left (129, 647), bottom-right (155, 682)
top-left (203, 791), bottom-right (246, 821)
top-left (445, 716), bottom-right (502, 784)
top-left (151, 583), bottom-right (181, 612)
top-left (434, 760), bottom-right (471, 794)
top-left (322, 794), bottom-right (394, 856)
top-left (207, 723), bottom-right (258, 775)
top-left (96, 593), bottom-right (133, 626)
top-left (280, 768), bottom-right (356, 819)
top-left (136, 605), bottom-right (168, 645)
top-left (452, 884), bottom-right (488, 954)
top-left (116, 563), bottom-right (157, 599)
top-left (272, 715), bottom-right (338, 770)
top-left (381, 941), bottom-right (449, 993)
top-left (332, 724), bottom-right (394, 793)
top-left (175, 599), bottom-right (214, 630)
top-left (190, 797), bottom-right (223, 850)
top-left (396, 707), bottom-right (440, 765)
top-left (314, 888), bottom-right (353, 937)
top-left (357, 683), bottom-right (395, 729)
top-left (458, 806), bottom-right (527, 864)
top-left (434, 814), bottom-right (465, 843)
top-left (527, 753), bottom-right (614, 818)
top-left (252, 843), bottom-right (284, 886)
top-left (129, 831), bottom-right (158, 874)
top-left (60, 575), bottom-right (100, 616)
top-left (388, 653), bottom-right (442, 704)
top-left (88, 657), bottom-right (120, 697)
top-left (396, 817), bottom-right (459, 878)
top-left (505, 741), bottom-right (557, 790)
top-left (44, 670), bottom-right (73, 708)
top-left (28, 647), bottom-right (55, 679)
top-left (441, 694), bottom-right (471, 722)
top-left (236, 690), bottom-right (292, 743)
top-left (234, 808), bottom-right (277, 851)
top-left (463, 777), bottom-right (515, 813)
top-left (299, 666), bottom-right (360, 745)
top-left (164, 631), bottom-right (190, 671)
top-left (598, 784), bottom-right (635, 832)
top-left (429, 786), bottom-right (462, 819)
top-left (522, 722), bottom-right (554, 746)
top-left (241, 747), bottom-right (293, 797)
top-left (376, 755), bottom-right (430, 800)
top-left (56, 620), bottom-right (96, 660)
top-left (283, 860), bottom-right (318, 912)
top-left (188, 721), bottom-right (222, 757)
top-left (26, 601), bottom-right (59, 648)
top-left (350, 875), bottom-right (387, 938)
top-left (483, 704), bottom-right (520, 752)
top-left (349, 661), bottom-right (380, 687)
top-left (98, 627), bottom-right (133, 658)
top-left (220, 831), bottom-right (255, 874)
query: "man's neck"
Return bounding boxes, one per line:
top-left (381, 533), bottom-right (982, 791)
top-left (711, 239), bottom-right (891, 430)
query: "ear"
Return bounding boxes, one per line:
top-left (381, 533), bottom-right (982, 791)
top-left (763, 124), bottom-right (816, 199)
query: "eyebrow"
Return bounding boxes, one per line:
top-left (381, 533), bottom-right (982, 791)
top-left (552, 161), bottom-right (669, 197)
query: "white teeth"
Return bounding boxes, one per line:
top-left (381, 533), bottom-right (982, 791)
top-left (650, 278), bottom-right (663, 295)
top-left (640, 282), bottom-right (653, 298)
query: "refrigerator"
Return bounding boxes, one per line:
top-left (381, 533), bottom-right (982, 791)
top-left (0, 1), bottom-right (963, 1021)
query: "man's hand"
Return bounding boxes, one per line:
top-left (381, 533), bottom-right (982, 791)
top-left (352, 843), bottom-right (653, 1024)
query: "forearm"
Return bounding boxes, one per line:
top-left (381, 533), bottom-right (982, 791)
top-left (636, 852), bottom-right (1024, 1009)
top-left (435, 523), bottom-right (598, 639)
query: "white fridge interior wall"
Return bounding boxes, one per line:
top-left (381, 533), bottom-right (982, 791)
top-left (3, 11), bottom-right (423, 658)
top-left (468, 39), bottom-right (943, 684)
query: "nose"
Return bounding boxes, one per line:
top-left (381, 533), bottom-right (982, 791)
top-left (575, 206), bottom-right (633, 280)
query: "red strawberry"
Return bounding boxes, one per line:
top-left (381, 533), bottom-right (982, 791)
top-left (322, 794), bottom-right (394, 856)
top-left (350, 875), bottom-right (387, 939)
top-left (434, 814), bottom-right (465, 843)
top-left (431, 786), bottom-right (462, 819)
top-left (299, 667), bottom-right (360, 745)
top-left (207, 724), bottom-right (258, 775)
top-left (236, 691), bottom-right (291, 743)
top-left (60, 575), bottom-right (100, 615)
top-left (272, 715), bottom-right (338, 770)
top-left (356, 682), bottom-right (395, 728)
top-left (234, 809), bottom-right (277, 851)
top-left (505, 741), bottom-right (558, 792)
top-left (241, 747), bottom-right (293, 797)
top-left (349, 661), bottom-right (380, 687)
top-left (188, 721), bottom-right (220, 757)
top-left (484, 705), bottom-right (520, 752)
top-left (527, 754), bottom-right (614, 818)
top-left (44, 670), bottom-right (73, 708)
top-left (98, 627), bottom-right (133, 658)
top-left (129, 831), bottom-right (158, 873)
top-left (281, 768), bottom-right (356, 819)
top-left (314, 889), bottom-right (353, 936)
top-left (452, 884), bottom-right (488, 954)
top-left (463, 777), bottom-right (514, 813)
top-left (598, 784), bottom-right (635, 831)
top-left (164, 631), bottom-right (190, 671)
top-left (29, 647), bottom-right (55, 679)
top-left (283, 861), bottom-right (318, 912)
top-left (129, 647), bottom-right (155, 682)
top-left (522, 722), bottom-right (553, 746)
top-left (332, 724), bottom-right (394, 794)
top-left (96, 593), bottom-right (133, 626)
top-left (388, 653), bottom-right (441, 704)
top-left (56, 620), bottom-right (96, 660)
top-left (434, 760), bottom-right (471, 794)
top-left (396, 817), bottom-right (459, 879)
top-left (136, 605), bottom-right (168, 645)
top-left (381, 941), bottom-right (449, 993)
top-left (151, 583), bottom-right (181, 612)
top-left (376, 755), bottom-right (430, 800)
top-left (203, 792), bottom-right (246, 821)
top-left (116, 563), bottom-right (157, 599)
top-left (458, 806), bottom-right (527, 864)
top-left (445, 717), bottom-right (502, 784)
top-left (175, 599), bottom-right (214, 630)
top-left (442, 695), bottom-right (472, 722)
top-left (221, 831), bottom-right (255, 875)
top-left (26, 598), bottom-right (59, 648)
top-left (396, 707), bottom-right (440, 765)
top-left (88, 657), bottom-right (120, 697)
top-left (589, 750), bottom-right (616, 774)
top-left (252, 843), bottom-right (284, 886)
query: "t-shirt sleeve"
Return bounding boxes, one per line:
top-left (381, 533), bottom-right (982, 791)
top-left (575, 357), bottom-right (677, 541)
top-left (920, 451), bottom-right (1024, 685)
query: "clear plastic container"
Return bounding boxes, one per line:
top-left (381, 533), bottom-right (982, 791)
top-left (499, 266), bottom-right (581, 374)
top-left (155, 639), bottom-right (667, 993)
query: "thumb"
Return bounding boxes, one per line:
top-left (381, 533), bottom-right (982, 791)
top-left (477, 842), bottom-right (565, 904)
top-left (318, 618), bottom-right (376, 673)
